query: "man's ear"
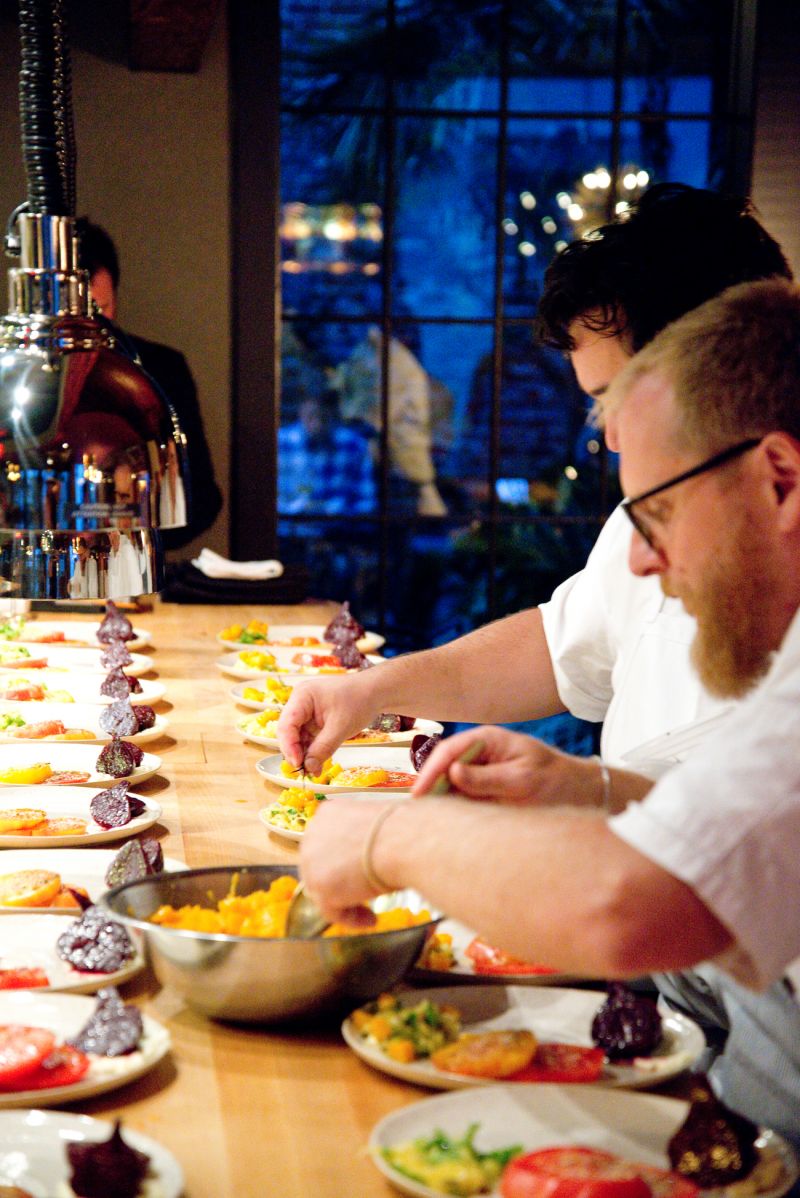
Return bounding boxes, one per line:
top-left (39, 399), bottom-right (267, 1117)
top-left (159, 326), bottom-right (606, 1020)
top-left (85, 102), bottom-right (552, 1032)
top-left (763, 433), bottom-right (800, 531)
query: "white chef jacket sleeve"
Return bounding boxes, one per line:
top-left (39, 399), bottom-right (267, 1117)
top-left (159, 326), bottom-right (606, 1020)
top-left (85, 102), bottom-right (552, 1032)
top-left (539, 507), bottom-right (632, 721)
top-left (608, 633), bottom-right (800, 991)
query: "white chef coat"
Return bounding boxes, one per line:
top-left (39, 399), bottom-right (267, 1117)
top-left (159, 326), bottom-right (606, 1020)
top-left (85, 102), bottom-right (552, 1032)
top-left (611, 604), bottom-right (800, 994)
top-left (539, 505), bottom-right (730, 764)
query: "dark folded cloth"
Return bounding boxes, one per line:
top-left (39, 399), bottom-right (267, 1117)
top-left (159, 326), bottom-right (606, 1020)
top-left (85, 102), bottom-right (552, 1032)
top-left (160, 561), bottom-right (309, 604)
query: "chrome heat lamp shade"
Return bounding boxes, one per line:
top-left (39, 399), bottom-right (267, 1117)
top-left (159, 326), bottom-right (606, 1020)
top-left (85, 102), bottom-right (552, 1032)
top-left (0, 211), bottom-right (189, 599)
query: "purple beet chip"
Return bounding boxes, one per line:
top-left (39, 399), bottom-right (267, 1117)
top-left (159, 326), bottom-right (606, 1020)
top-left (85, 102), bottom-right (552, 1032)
top-left (68, 986), bottom-right (143, 1057)
top-left (100, 639), bottom-right (133, 669)
top-left (323, 601), bottom-right (365, 645)
top-left (410, 733), bottom-right (443, 772)
top-left (134, 705), bottom-right (156, 731)
top-left (100, 668), bottom-right (142, 698)
top-left (335, 641), bottom-right (369, 670)
top-left (99, 699), bottom-right (139, 738)
top-left (97, 601), bottom-right (135, 644)
top-left (140, 835), bottom-right (163, 872)
top-left (96, 738), bottom-right (143, 778)
top-left (67, 1120), bottom-right (150, 1198)
top-left (90, 780), bottom-right (134, 827)
top-left (56, 907), bottom-right (136, 973)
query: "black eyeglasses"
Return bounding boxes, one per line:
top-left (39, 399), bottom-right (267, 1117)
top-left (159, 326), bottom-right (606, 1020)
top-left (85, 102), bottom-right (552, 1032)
top-left (621, 437), bottom-right (762, 550)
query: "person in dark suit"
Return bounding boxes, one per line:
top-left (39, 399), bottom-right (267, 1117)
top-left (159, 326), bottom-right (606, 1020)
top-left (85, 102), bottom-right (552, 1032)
top-left (77, 219), bottom-right (224, 550)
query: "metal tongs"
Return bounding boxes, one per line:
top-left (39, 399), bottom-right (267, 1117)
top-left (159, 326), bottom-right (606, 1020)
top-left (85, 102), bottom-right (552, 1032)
top-left (285, 737), bottom-right (486, 939)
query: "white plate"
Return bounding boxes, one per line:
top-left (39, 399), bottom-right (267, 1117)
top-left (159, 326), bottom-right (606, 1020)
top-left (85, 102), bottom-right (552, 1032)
top-left (256, 745), bottom-right (418, 793)
top-left (0, 673), bottom-right (165, 707)
top-left (0, 1109), bottom-right (183, 1198)
top-left (0, 847), bottom-right (185, 911)
top-left (216, 649), bottom-right (383, 680)
top-left (0, 990), bottom-right (171, 1109)
top-left (0, 701), bottom-right (168, 745)
top-left (258, 790), bottom-right (397, 843)
top-left (0, 743), bottom-right (161, 787)
top-left (239, 715), bottom-right (442, 751)
top-left (369, 1085), bottom-right (799, 1198)
top-left (343, 985), bottom-right (704, 1092)
top-left (0, 617), bottom-right (152, 651)
top-left (0, 787), bottom-right (162, 847)
top-left (217, 622), bottom-right (384, 653)
top-left (0, 911), bottom-right (145, 993)
top-left (410, 918), bottom-right (589, 987)
top-left (0, 647), bottom-right (153, 677)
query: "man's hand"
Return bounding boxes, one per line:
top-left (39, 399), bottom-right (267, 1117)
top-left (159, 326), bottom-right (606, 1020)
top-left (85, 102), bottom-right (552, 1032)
top-left (276, 674), bottom-right (380, 774)
top-left (299, 795), bottom-right (392, 923)
top-left (412, 725), bottom-right (597, 806)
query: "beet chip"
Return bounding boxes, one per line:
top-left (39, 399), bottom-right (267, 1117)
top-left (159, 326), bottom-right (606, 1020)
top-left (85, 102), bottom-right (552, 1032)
top-left (100, 668), bottom-right (143, 698)
top-left (100, 639), bottom-right (133, 669)
top-left (69, 986), bottom-right (143, 1057)
top-left (97, 601), bottom-right (135, 644)
top-left (134, 705), bottom-right (156, 732)
top-left (99, 699), bottom-right (139, 738)
top-left (323, 601), bottom-right (365, 645)
top-left (90, 780), bottom-right (135, 827)
top-left (67, 1120), bottom-right (150, 1198)
top-left (140, 835), bottom-right (163, 872)
top-left (57, 907), bottom-right (135, 973)
top-left (335, 641), bottom-right (369, 670)
top-left (96, 738), bottom-right (144, 779)
top-left (104, 836), bottom-right (162, 889)
top-left (410, 733), bottom-right (443, 772)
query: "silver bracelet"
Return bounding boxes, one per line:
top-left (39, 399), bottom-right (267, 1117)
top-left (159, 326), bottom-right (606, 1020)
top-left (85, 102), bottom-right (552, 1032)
top-left (361, 800), bottom-right (404, 893)
top-left (592, 755), bottom-right (613, 814)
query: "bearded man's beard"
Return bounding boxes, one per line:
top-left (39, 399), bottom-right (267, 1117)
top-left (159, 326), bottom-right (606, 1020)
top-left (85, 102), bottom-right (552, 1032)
top-left (685, 531), bottom-right (774, 698)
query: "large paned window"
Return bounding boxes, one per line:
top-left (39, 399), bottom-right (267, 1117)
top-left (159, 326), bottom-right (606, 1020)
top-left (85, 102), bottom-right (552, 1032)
top-left (231, 1), bottom-right (756, 748)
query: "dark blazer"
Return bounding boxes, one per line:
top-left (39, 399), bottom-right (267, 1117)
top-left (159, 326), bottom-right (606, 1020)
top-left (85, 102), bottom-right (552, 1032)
top-left (129, 334), bottom-right (224, 551)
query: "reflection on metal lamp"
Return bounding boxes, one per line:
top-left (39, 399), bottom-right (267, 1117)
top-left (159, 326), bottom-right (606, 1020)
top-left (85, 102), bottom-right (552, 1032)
top-left (0, 0), bottom-right (189, 600)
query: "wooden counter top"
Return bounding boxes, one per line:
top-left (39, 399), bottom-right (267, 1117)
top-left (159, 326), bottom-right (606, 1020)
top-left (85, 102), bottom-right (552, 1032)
top-left (23, 601), bottom-right (419, 1198)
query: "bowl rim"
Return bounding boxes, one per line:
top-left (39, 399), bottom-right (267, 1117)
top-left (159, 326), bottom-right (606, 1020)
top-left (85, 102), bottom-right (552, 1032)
top-left (98, 863), bottom-right (441, 944)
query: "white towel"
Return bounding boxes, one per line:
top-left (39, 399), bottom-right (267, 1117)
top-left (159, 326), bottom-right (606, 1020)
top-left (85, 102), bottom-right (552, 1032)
top-left (191, 548), bottom-right (284, 581)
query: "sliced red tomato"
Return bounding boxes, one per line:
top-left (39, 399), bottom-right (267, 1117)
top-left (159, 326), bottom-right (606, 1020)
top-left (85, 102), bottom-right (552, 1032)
top-left (509, 1043), bottom-right (605, 1083)
top-left (43, 771), bottom-right (91, 785)
top-left (0, 658), bottom-right (48, 671)
top-left (1, 685), bottom-right (45, 701)
top-left (11, 720), bottom-right (66, 739)
top-left (0, 968), bottom-right (50, 990)
top-left (465, 936), bottom-right (558, 976)
top-left (501, 1147), bottom-right (696, 1198)
top-left (383, 771), bottom-right (416, 787)
top-left (0, 1025), bottom-right (56, 1085)
top-left (292, 652), bottom-right (344, 669)
top-left (27, 632), bottom-right (66, 643)
top-left (5, 1044), bottom-right (90, 1090)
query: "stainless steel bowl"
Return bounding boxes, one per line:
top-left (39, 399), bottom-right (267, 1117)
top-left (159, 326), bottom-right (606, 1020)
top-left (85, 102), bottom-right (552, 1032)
top-left (100, 864), bottom-right (439, 1024)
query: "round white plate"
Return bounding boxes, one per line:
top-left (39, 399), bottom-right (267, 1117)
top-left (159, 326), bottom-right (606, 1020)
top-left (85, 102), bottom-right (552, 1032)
top-left (369, 1085), bottom-right (799, 1198)
top-left (0, 743), bottom-right (161, 787)
top-left (0, 847), bottom-right (185, 911)
top-left (259, 790), bottom-right (406, 843)
top-left (0, 787), bottom-right (162, 847)
top-left (0, 1109), bottom-right (182, 1198)
top-left (343, 985), bottom-right (704, 1092)
top-left (216, 649), bottom-right (383, 680)
top-left (217, 622), bottom-right (384, 653)
top-left (0, 990), bottom-right (171, 1109)
top-left (0, 673), bottom-right (165, 707)
top-left (239, 715), bottom-right (442, 751)
top-left (0, 911), bottom-right (145, 993)
top-left (410, 918), bottom-right (589, 987)
top-left (0, 701), bottom-right (168, 746)
top-left (229, 681), bottom-right (284, 712)
top-left (256, 745), bottom-right (418, 794)
top-left (259, 807), bottom-right (303, 843)
top-left (0, 647), bottom-right (153, 677)
top-left (0, 617), bottom-right (152, 651)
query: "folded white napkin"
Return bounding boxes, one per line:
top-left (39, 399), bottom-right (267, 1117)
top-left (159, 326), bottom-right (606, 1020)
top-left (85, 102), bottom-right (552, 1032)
top-left (191, 548), bottom-right (284, 581)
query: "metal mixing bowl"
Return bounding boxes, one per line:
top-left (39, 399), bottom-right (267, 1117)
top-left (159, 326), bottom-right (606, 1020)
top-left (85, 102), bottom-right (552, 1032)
top-left (100, 864), bottom-right (439, 1023)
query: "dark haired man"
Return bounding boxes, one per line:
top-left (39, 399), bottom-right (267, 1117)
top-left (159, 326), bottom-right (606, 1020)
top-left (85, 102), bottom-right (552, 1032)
top-left (279, 184), bottom-right (792, 776)
top-left (78, 219), bottom-right (223, 550)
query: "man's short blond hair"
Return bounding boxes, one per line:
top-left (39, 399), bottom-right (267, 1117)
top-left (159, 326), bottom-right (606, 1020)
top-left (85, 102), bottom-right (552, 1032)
top-left (604, 278), bottom-right (800, 454)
